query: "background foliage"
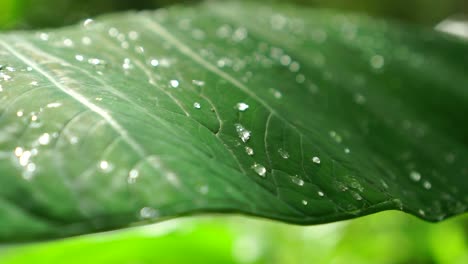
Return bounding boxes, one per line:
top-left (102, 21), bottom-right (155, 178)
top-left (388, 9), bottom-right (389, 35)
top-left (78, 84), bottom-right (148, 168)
top-left (2, 212), bottom-right (468, 264)
top-left (1, 0), bottom-right (468, 30)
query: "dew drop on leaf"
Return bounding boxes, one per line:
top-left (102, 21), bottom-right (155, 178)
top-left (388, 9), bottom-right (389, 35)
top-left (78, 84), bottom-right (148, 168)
top-left (423, 181), bottom-right (432, 189)
top-left (236, 102), bottom-right (249, 111)
top-left (38, 133), bottom-right (51, 145)
top-left (312, 156), bottom-right (321, 164)
top-left (252, 163), bottom-right (266, 177)
top-left (370, 54), bottom-right (385, 69)
top-left (170, 80), bottom-right (179, 88)
top-left (410, 171), bottom-right (421, 182)
top-left (139, 207), bottom-right (157, 219)
top-left (99, 160), bottom-right (112, 172)
top-left (128, 169), bottom-right (139, 184)
top-left (235, 124), bottom-right (251, 143)
top-left (150, 59), bottom-right (159, 67)
top-left (245, 146), bottom-right (254, 156)
top-left (278, 148), bottom-right (290, 159)
top-left (193, 102), bottom-right (201, 109)
top-left (192, 80), bottom-right (205, 86)
top-left (82, 18), bottom-right (94, 28)
top-left (291, 175), bottom-right (304, 186)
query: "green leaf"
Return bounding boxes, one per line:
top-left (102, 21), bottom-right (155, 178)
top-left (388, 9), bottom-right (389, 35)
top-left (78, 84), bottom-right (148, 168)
top-left (0, 2), bottom-right (467, 241)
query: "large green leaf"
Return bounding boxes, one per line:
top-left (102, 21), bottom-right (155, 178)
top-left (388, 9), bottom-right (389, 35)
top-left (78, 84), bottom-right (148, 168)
top-left (0, 1), bottom-right (467, 241)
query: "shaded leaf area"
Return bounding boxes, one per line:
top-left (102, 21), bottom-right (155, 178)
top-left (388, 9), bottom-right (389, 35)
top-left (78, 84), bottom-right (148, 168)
top-left (1, 213), bottom-right (468, 264)
top-left (0, 1), bottom-right (467, 241)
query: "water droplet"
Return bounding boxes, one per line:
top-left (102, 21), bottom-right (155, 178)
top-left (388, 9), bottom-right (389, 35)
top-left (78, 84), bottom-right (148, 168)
top-left (135, 46), bottom-right (145, 54)
top-left (290, 175), bottom-right (304, 186)
top-left (410, 171), bottom-right (421, 182)
top-left (1, 73), bottom-right (12, 81)
top-left (70, 136), bottom-right (79, 145)
top-left (236, 102), bottom-right (249, 112)
top-left (75, 54), bottom-right (84, 62)
top-left (192, 80), bottom-right (205, 86)
top-left (295, 74), bottom-right (305, 83)
top-left (108, 27), bottom-right (119, 37)
top-left (99, 160), bottom-right (112, 172)
top-left (423, 181), bottom-right (432, 189)
top-left (418, 209), bottom-right (426, 216)
top-left (278, 148), bottom-right (290, 159)
top-left (128, 169), bottom-right (139, 184)
top-left (289, 61), bottom-right (300, 72)
top-left (312, 156), bottom-right (321, 164)
top-left (232, 27), bottom-right (248, 42)
top-left (16, 110), bottom-right (24, 117)
top-left (26, 163), bottom-right (36, 172)
top-left (270, 89), bottom-right (282, 99)
top-left (351, 191), bottom-right (363, 200)
top-left (150, 59), bottom-right (159, 67)
top-left (302, 200), bottom-right (308, 205)
top-left (216, 24), bottom-right (232, 38)
top-left (30, 113), bottom-right (41, 126)
top-left (344, 148), bottom-right (350, 154)
top-left (169, 80), bottom-right (179, 88)
top-left (47, 102), bottom-right (62, 108)
top-left (193, 102), bottom-right (201, 109)
top-left (38, 133), bottom-right (51, 145)
top-left (122, 58), bottom-right (133, 70)
top-left (370, 55), bottom-right (385, 69)
top-left (82, 36), bottom-right (92, 45)
top-left (245, 146), bottom-right (254, 156)
top-left (280, 55), bottom-right (291, 66)
top-left (14, 147), bottom-right (23, 157)
top-left (128, 31), bottom-right (139, 40)
top-left (23, 162), bottom-right (37, 180)
top-left (139, 207), bottom-right (157, 219)
top-left (19, 150), bottom-right (31, 166)
top-left (329, 131), bottom-right (342, 143)
top-left (235, 124), bottom-right (251, 143)
top-left (252, 163), bottom-right (266, 177)
top-left (83, 18), bottom-right (94, 28)
top-left (318, 191), bottom-right (325, 197)
top-left (63, 38), bottom-right (74, 47)
top-left (39, 32), bottom-right (49, 41)
top-left (88, 58), bottom-right (105, 66)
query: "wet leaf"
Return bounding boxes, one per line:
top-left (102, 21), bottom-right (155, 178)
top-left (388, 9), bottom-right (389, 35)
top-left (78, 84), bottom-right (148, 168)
top-left (0, 2), bottom-right (467, 241)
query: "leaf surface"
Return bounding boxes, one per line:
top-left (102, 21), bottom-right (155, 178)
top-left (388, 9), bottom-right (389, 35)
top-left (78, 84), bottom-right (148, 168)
top-left (0, 2), bottom-right (467, 241)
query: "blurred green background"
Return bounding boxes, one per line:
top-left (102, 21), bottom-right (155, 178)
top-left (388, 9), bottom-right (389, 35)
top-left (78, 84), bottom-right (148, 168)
top-left (1, 0), bottom-right (467, 263)
top-left (0, 0), bottom-right (468, 30)
top-left (1, 212), bottom-right (467, 264)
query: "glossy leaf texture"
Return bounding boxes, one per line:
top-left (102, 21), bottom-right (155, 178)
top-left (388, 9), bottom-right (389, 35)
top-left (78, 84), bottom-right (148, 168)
top-left (0, 2), bottom-right (467, 242)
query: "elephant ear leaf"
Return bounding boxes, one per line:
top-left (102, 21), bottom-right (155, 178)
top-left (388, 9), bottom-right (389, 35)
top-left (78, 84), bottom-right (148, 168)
top-left (0, 1), bottom-right (467, 242)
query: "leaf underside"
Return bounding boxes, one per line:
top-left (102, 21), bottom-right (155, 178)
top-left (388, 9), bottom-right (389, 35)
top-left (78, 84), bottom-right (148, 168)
top-left (0, 2), bottom-right (467, 242)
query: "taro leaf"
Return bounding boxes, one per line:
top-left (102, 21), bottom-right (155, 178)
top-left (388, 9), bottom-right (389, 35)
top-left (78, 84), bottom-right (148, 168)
top-left (0, 1), bottom-right (467, 242)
